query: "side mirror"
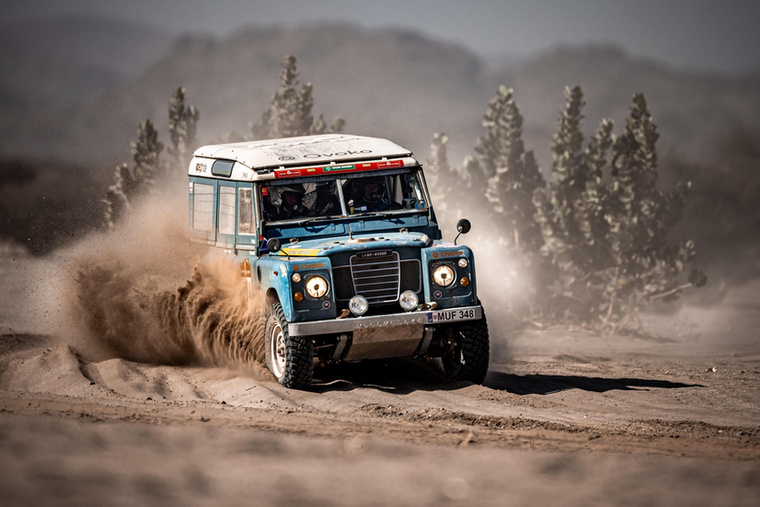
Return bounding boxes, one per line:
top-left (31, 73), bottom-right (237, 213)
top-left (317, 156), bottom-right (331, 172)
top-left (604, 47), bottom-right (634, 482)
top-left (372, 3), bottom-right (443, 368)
top-left (454, 218), bottom-right (471, 245)
top-left (267, 237), bottom-right (281, 253)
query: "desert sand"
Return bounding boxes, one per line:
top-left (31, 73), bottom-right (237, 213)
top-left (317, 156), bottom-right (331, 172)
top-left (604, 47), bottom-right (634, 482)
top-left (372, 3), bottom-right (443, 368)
top-left (1, 233), bottom-right (758, 506)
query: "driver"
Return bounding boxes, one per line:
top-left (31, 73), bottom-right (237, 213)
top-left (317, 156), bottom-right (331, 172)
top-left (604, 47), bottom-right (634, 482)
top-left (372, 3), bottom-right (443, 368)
top-left (351, 178), bottom-right (398, 212)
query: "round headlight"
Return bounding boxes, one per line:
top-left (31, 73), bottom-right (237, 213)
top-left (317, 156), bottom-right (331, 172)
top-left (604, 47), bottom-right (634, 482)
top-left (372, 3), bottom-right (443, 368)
top-left (399, 290), bottom-right (419, 311)
top-left (305, 275), bottom-right (328, 298)
top-left (458, 258), bottom-right (468, 268)
top-left (349, 295), bottom-right (368, 316)
top-left (432, 264), bottom-right (455, 287)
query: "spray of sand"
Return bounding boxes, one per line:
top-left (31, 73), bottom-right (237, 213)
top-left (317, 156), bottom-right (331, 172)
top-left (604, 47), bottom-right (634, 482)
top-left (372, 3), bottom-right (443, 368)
top-left (63, 189), bottom-right (269, 377)
top-left (74, 258), bottom-right (268, 371)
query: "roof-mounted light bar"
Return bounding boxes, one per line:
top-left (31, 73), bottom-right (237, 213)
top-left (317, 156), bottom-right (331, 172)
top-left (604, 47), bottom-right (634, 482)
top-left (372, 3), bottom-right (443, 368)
top-left (272, 157), bottom-right (415, 180)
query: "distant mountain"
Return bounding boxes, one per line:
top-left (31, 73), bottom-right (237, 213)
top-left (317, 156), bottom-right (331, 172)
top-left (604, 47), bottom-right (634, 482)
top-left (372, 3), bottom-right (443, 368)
top-left (0, 15), bottom-right (174, 108)
top-left (1, 20), bottom-right (759, 171)
top-left (0, 22), bottom-right (494, 166)
top-left (495, 45), bottom-right (760, 161)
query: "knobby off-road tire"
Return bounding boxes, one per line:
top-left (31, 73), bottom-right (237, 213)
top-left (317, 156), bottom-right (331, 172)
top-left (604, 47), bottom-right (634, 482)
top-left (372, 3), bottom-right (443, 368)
top-left (265, 303), bottom-right (314, 389)
top-left (441, 315), bottom-right (490, 384)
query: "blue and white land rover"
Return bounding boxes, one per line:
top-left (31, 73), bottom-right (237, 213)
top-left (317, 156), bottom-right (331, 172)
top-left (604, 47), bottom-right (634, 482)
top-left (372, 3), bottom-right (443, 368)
top-left (188, 134), bottom-right (489, 389)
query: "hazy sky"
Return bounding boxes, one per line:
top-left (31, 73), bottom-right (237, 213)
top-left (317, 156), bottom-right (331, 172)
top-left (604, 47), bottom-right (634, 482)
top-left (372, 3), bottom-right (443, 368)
top-left (6, 0), bottom-right (760, 74)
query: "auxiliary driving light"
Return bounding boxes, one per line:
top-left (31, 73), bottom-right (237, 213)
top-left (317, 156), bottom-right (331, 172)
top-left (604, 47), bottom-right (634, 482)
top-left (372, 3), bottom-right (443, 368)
top-left (349, 295), bottom-right (369, 316)
top-left (399, 290), bottom-right (419, 311)
top-left (458, 258), bottom-right (468, 268)
top-left (292, 273), bottom-right (301, 283)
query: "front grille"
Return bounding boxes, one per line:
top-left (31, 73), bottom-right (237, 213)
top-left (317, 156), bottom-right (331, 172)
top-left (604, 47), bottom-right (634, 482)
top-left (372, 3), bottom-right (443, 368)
top-left (333, 254), bottom-right (421, 303)
top-left (333, 266), bottom-right (353, 301)
top-left (350, 250), bottom-right (400, 303)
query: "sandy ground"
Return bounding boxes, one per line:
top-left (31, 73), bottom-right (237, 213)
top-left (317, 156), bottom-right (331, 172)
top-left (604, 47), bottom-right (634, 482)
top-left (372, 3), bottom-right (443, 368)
top-left (1, 255), bottom-right (759, 506)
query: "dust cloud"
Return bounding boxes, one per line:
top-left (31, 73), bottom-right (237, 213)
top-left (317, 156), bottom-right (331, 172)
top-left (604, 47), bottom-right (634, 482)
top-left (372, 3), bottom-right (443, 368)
top-left (467, 240), bottom-right (529, 366)
top-left (61, 190), bottom-right (269, 377)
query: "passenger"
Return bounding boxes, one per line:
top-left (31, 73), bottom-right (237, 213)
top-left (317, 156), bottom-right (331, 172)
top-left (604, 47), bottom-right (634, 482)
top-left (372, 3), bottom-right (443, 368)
top-left (277, 186), bottom-right (309, 220)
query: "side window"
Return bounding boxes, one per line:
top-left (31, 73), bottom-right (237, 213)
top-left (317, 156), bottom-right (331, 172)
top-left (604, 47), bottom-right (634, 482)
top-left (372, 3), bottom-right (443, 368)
top-left (219, 186), bottom-right (236, 235)
top-left (212, 159), bottom-right (234, 177)
top-left (192, 183), bottom-right (214, 232)
top-left (239, 187), bottom-right (254, 234)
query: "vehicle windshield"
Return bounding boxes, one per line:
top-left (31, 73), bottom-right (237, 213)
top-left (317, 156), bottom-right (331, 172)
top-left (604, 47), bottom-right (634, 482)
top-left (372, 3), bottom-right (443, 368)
top-left (261, 169), bottom-right (428, 223)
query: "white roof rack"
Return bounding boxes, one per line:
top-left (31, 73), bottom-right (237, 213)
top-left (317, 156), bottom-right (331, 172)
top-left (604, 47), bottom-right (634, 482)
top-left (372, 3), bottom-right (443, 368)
top-left (192, 134), bottom-right (413, 171)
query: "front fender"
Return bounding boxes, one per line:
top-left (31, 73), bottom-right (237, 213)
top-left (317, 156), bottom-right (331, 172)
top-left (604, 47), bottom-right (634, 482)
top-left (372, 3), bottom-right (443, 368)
top-left (254, 255), bottom-right (337, 322)
top-left (421, 243), bottom-right (477, 308)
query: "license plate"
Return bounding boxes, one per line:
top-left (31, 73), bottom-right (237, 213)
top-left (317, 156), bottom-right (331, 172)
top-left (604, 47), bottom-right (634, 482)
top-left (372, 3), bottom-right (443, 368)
top-left (427, 308), bottom-right (477, 323)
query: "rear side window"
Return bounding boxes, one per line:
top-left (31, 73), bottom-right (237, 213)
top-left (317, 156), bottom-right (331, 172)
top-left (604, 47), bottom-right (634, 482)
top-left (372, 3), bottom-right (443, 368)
top-left (192, 183), bottom-right (214, 232)
top-left (239, 188), bottom-right (254, 234)
top-left (211, 159), bottom-right (234, 177)
top-left (218, 186), bottom-right (236, 235)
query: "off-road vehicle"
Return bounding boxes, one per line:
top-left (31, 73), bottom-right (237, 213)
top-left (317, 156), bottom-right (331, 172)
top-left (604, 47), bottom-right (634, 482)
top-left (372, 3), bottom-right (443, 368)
top-left (188, 134), bottom-right (489, 388)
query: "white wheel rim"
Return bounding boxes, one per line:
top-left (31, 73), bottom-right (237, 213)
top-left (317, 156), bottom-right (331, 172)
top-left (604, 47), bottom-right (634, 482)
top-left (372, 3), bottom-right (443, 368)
top-left (269, 322), bottom-right (287, 379)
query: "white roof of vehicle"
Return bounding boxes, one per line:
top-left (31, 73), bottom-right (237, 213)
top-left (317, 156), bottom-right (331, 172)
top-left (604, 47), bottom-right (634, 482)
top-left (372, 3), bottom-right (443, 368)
top-left (192, 134), bottom-right (413, 170)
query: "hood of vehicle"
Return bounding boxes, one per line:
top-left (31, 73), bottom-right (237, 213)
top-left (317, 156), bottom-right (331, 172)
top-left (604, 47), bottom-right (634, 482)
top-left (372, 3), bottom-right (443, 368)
top-left (275, 232), bottom-right (432, 258)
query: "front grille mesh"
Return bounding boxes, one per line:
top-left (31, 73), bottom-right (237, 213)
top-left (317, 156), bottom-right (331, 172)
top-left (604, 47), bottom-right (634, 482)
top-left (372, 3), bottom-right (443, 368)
top-left (333, 267), bottom-right (353, 301)
top-left (400, 260), bottom-right (421, 293)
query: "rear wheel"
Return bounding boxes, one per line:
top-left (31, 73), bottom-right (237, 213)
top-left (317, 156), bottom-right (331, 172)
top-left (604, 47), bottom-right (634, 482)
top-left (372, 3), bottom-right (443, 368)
top-left (265, 303), bottom-right (313, 389)
top-left (440, 316), bottom-right (490, 384)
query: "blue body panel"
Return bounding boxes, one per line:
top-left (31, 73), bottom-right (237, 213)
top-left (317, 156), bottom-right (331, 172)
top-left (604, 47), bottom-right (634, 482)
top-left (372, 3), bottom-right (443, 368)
top-left (420, 243), bottom-right (477, 309)
top-left (244, 233), bottom-right (477, 322)
top-left (276, 232), bottom-right (432, 257)
top-left (253, 254), bottom-right (338, 322)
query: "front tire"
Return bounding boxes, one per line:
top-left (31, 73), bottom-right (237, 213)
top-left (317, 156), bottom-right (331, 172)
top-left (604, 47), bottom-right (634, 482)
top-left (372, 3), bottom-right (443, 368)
top-left (265, 303), bottom-right (313, 389)
top-left (440, 316), bottom-right (490, 384)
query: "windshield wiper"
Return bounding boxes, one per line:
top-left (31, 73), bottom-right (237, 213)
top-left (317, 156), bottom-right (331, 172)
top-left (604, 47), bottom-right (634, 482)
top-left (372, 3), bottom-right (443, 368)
top-left (349, 211), bottom-right (391, 219)
top-left (290, 216), bottom-right (340, 226)
top-left (268, 208), bottom-right (423, 226)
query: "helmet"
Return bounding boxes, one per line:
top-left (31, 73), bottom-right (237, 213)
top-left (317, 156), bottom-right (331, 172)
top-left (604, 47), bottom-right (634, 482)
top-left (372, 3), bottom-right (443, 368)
top-left (359, 178), bottom-right (385, 202)
top-left (279, 184), bottom-right (305, 195)
top-left (276, 184), bottom-right (305, 207)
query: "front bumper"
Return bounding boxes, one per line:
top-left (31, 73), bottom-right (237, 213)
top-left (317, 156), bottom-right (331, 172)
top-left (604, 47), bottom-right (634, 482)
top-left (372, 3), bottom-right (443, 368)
top-left (287, 304), bottom-right (483, 337)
